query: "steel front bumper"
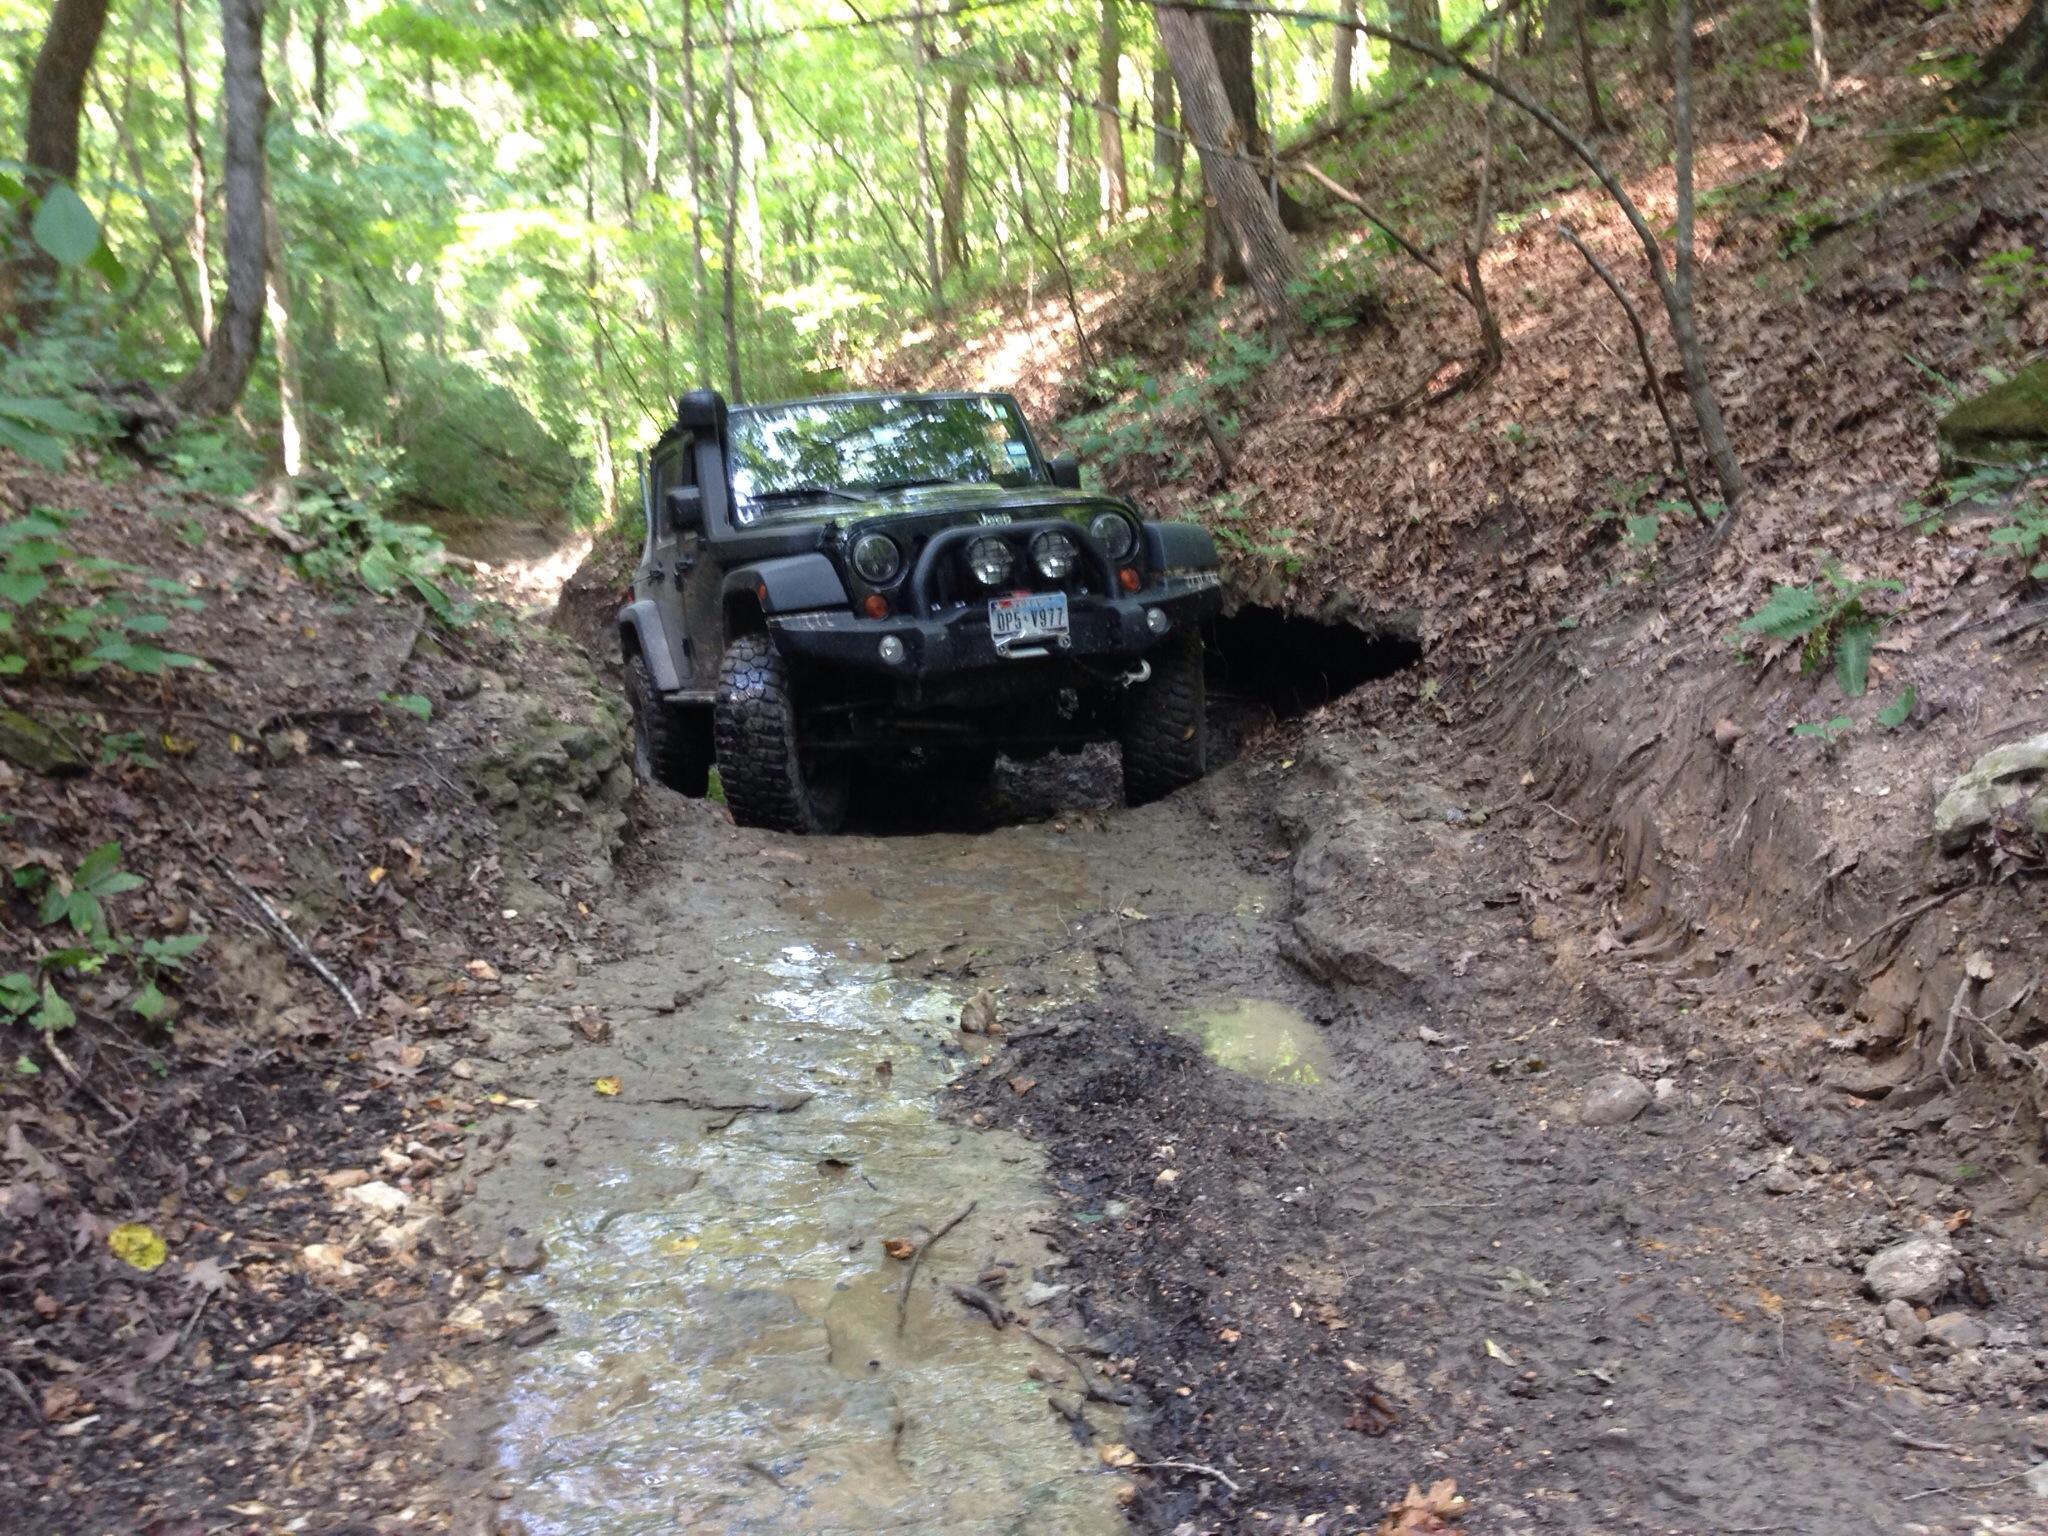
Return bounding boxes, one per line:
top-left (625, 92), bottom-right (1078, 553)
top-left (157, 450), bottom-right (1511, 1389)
top-left (765, 572), bottom-right (1223, 680)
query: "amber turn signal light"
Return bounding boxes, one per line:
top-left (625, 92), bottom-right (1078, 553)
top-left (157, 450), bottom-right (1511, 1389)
top-left (1118, 566), bottom-right (1141, 592)
top-left (862, 593), bottom-right (891, 619)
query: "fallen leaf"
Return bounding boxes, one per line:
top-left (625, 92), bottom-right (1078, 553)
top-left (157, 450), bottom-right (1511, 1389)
top-left (1154, 1167), bottom-right (1179, 1186)
top-left (466, 959), bottom-right (500, 981)
top-left (108, 1221), bottom-right (167, 1272)
top-left (1482, 1338), bottom-right (1514, 1363)
top-left (593, 1077), bottom-right (622, 1097)
top-left (1009, 1076), bottom-right (1037, 1096)
top-left (882, 1238), bottom-right (916, 1260)
top-left (1117, 907), bottom-right (1150, 921)
top-left (1377, 1477), bottom-right (1469, 1535)
top-left (1098, 1442), bottom-right (1139, 1467)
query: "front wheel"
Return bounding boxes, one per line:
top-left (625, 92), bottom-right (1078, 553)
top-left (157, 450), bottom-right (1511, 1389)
top-left (713, 634), bottom-right (850, 834)
top-left (626, 652), bottom-right (711, 796)
top-left (1119, 631), bottom-right (1208, 806)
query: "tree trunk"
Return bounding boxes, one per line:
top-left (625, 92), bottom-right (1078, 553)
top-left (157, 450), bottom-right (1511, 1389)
top-left (1096, 0), bottom-right (1128, 226)
top-left (8, 0), bottom-right (111, 322)
top-left (264, 195), bottom-right (303, 476)
top-left (175, 0), bottom-right (269, 416)
top-left (684, 0), bottom-right (710, 378)
top-left (1572, 0), bottom-right (1609, 132)
top-left (1330, 0), bottom-right (1358, 124)
top-left (1388, 0), bottom-right (1441, 81)
top-left (1968, 0), bottom-right (2046, 112)
top-left (721, 0), bottom-right (742, 400)
top-left (1669, 0), bottom-right (1743, 507)
top-left (1056, 45), bottom-right (1078, 198)
top-left (912, 1), bottom-right (945, 304)
top-left (939, 0), bottom-right (972, 273)
top-left (1150, 40), bottom-right (1181, 196)
top-left (1645, 0), bottom-right (1672, 79)
top-left (174, 0), bottom-right (217, 344)
top-left (1155, 4), bottom-right (1298, 326)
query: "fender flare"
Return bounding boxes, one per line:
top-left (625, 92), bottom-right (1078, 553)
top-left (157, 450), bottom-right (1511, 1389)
top-left (617, 600), bottom-right (684, 693)
top-left (1143, 520), bottom-right (1220, 572)
top-left (721, 554), bottom-right (849, 617)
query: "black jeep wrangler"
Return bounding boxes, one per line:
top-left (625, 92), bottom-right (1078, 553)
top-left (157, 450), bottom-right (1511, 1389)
top-left (618, 387), bottom-right (1224, 833)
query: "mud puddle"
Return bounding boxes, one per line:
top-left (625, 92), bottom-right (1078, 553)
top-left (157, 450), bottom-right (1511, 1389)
top-left (1170, 998), bottom-right (1328, 1087)
top-left (465, 824), bottom-right (1136, 1535)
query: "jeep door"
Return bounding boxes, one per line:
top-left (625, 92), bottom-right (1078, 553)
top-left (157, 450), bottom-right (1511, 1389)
top-left (645, 447), bottom-right (695, 686)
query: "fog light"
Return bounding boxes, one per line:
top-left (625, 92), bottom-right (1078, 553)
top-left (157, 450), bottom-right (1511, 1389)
top-left (878, 635), bottom-right (906, 665)
top-left (1145, 607), bottom-right (1170, 635)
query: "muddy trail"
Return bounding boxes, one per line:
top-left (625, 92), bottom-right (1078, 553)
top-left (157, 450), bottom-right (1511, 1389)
top-left (440, 719), bottom-right (2045, 1536)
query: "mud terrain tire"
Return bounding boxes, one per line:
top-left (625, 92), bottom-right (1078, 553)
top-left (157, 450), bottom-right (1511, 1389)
top-left (626, 652), bottom-right (711, 796)
top-left (1120, 631), bottom-right (1208, 806)
top-left (714, 634), bottom-right (850, 833)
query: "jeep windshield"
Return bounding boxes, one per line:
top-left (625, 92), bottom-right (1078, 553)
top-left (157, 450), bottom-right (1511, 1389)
top-left (728, 394), bottom-right (1043, 525)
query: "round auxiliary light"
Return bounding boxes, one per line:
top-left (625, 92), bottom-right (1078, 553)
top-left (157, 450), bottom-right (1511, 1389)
top-left (965, 535), bottom-right (1013, 587)
top-left (1089, 510), bottom-right (1137, 561)
top-left (851, 531), bottom-right (903, 585)
top-left (1146, 607), bottom-right (1170, 635)
top-left (1031, 530), bottom-right (1079, 581)
top-left (878, 635), bottom-right (907, 665)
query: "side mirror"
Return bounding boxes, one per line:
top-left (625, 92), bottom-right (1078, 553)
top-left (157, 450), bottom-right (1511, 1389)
top-left (675, 388), bottom-right (727, 434)
top-left (1047, 451), bottom-right (1082, 489)
top-left (665, 484), bottom-right (704, 534)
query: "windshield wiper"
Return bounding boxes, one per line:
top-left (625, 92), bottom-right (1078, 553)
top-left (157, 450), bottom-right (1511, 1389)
top-left (750, 485), bottom-right (871, 506)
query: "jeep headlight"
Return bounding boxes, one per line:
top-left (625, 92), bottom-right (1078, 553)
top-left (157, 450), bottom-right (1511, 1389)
top-left (965, 535), bottom-right (1013, 587)
top-left (851, 531), bottom-right (902, 585)
top-left (1031, 529), bottom-right (1079, 581)
top-left (1088, 510), bottom-right (1137, 561)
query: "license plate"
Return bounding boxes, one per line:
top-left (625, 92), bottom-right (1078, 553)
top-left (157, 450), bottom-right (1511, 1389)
top-left (988, 592), bottom-right (1068, 655)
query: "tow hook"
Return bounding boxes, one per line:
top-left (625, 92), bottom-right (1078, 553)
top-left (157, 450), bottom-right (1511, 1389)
top-left (1117, 661), bottom-right (1152, 689)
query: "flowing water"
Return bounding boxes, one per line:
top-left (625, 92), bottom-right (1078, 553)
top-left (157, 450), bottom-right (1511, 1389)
top-left (479, 829), bottom-right (1127, 1535)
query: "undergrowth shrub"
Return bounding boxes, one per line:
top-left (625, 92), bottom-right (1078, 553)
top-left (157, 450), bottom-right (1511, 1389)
top-left (0, 506), bottom-right (206, 679)
top-left (1738, 562), bottom-right (1902, 698)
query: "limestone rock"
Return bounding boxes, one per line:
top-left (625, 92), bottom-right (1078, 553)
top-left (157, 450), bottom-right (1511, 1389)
top-left (1579, 1073), bottom-right (1652, 1127)
top-left (1933, 733), bottom-right (2048, 852)
top-left (1938, 359), bottom-right (2048, 465)
top-left (1883, 1298), bottom-right (1925, 1345)
top-left (499, 1229), bottom-right (548, 1274)
top-left (1864, 1233), bottom-right (1956, 1304)
top-left (344, 1180), bottom-right (412, 1217)
top-left (1924, 1311), bottom-right (1989, 1350)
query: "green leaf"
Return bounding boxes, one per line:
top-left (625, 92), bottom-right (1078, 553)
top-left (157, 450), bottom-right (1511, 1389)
top-left (358, 543), bottom-right (405, 595)
top-left (0, 395), bottom-right (97, 433)
top-left (1834, 621), bottom-right (1877, 698)
top-left (0, 971), bottom-right (37, 1016)
top-left (0, 570), bottom-right (48, 606)
top-left (14, 1055), bottom-right (39, 1076)
top-left (0, 655), bottom-right (23, 676)
top-left (33, 983), bottom-right (76, 1032)
top-left (28, 182), bottom-right (101, 267)
top-left (1624, 512), bottom-right (1661, 548)
top-left (0, 414), bottom-right (67, 470)
top-left (129, 981), bottom-right (169, 1022)
top-left (1876, 687), bottom-right (1917, 728)
top-left (382, 691), bottom-right (433, 720)
top-left (1740, 584), bottom-right (1825, 640)
top-left (72, 841), bottom-right (124, 889)
top-left (123, 612), bottom-right (172, 634)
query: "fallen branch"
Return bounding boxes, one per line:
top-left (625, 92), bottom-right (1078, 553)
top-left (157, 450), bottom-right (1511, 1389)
top-left (1289, 161), bottom-right (1474, 307)
top-left (896, 1199), bottom-right (978, 1334)
top-left (43, 1032), bottom-right (135, 1132)
top-left (1553, 221), bottom-right (1702, 519)
top-left (211, 858), bottom-right (365, 1023)
top-left (1132, 1458), bottom-right (1243, 1494)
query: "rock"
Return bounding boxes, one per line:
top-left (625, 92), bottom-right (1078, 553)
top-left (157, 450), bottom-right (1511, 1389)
top-left (2028, 1461), bottom-right (2048, 1501)
top-left (1019, 1281), bottom-right (1070, 1308)
top-left (344, 1180), bottom-right (412, 1217)
top-left (1937, 358), bottom-right (2048, 465)
top-left (958, 989), bottom-right (999, 1035)
top-left (1761, 1162), bottom-right (1802, 1195)
top-left (1884, 1298), bottom-right (1925, 1345)
top-left (300, 1243), bottom-right (363, 1283)
top-left (1864, 1233), bottom-right (1956, 1305)
top-left (0, 707), bottom-right (85, 776)
top-left (377, 1147), bottom-right (412, 1176)
top-left (321, 1168), bottom-right (373, 1191)
top-left (1933, 733), bottom-right (2048, 853)
top-left (1579, 1073), bottom-right (1652, 1127)
top-left (499, 1230), bottom-right (548, 1274)
top-left (1924, 1311), bottom-right (1989, 1350)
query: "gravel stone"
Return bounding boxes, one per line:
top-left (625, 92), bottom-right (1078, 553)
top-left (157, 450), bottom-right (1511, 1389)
top-left (1579, 1073), bottom-right (1652, 1127)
